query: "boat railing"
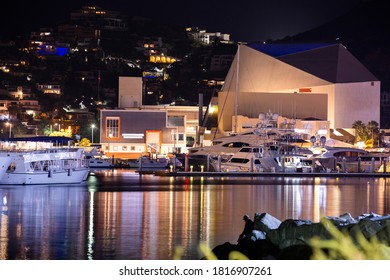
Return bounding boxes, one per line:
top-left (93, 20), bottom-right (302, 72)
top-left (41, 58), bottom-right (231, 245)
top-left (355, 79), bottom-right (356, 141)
top-left (0, 147), bottom-right (81, 154)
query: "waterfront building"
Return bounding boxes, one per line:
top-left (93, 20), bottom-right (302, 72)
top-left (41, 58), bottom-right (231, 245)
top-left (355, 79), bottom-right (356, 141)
top-left (99, 76), bottom-right (205, 159)
top-left (212, 43), bottom-right (380, 141)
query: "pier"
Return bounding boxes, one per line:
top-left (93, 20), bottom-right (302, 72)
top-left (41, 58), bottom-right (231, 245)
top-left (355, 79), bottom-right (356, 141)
top-left (147, 170), bottom-right (390, 178)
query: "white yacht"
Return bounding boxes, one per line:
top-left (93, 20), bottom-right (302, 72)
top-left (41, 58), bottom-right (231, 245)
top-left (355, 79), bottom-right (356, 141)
top-left (84, 147), bottom-right (114, 168)
top-left (211, 143), bottom-right (313, 173)
top-left (128, 156), bottom-right (169, 169)
top-left (188, 132), bottom-right (257, 162)
top-left (0, 147), bottom-right (89, 185)
top-left (188, 111), bottom-right (301, 162)
top-left (310, 145), bottom-right (389, 172)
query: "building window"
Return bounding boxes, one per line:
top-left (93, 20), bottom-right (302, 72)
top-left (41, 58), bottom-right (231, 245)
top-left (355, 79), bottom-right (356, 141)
top-left (106, 117), bottom-right (119, 138)
top-left (167, 116), bottom-right (184, 126)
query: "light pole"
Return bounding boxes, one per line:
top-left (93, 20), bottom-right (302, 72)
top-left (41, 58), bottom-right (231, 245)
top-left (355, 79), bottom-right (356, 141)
top-left (7, 122), bottom-right (12, 138)
top-left (91, 124), bottom-right (95, 143)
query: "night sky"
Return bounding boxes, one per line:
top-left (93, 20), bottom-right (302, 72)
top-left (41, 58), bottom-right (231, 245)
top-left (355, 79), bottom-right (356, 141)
top-left (1, 0), bottom-right (364, 42)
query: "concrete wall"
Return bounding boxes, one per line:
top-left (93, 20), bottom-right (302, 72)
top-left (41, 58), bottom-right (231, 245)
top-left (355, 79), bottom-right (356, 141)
top-left (218, 91), bottom-right (328, 134)
top-left (218, 44), bottom-right (381, 133)
top-left (333, 81), bottom-right (381, 128)
top-left (118, 76), bottom-right (142, 108)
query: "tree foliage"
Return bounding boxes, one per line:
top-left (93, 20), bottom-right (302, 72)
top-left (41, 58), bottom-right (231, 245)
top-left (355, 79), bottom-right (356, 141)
top-left (352, 120), bottom-right (380, 147)
top-left (78, 138), bottom-right (91, 147)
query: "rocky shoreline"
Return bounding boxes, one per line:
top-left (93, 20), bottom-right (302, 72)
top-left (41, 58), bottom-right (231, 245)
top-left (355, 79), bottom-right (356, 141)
top-left (211, 212), bottom-right (390, 260)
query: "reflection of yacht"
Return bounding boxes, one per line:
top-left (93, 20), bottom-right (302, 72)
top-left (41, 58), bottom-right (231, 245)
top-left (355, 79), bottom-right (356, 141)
top-left (0, 146), bottom-right (89, 185)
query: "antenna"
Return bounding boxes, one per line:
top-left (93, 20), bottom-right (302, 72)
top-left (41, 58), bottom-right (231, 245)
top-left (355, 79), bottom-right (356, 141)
top-left (233, 44), bottom-right (240, 134)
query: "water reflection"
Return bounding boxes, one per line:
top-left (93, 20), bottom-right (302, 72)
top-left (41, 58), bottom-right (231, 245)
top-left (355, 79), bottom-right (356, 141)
top-left (0, 170), bottom-right (389, 260)
top-left (0, 184), bottom-right (88, 260)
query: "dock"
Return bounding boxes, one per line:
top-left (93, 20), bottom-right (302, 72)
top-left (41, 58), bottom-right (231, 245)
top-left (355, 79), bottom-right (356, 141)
top-left (142, 170), bottom-right (390, 178)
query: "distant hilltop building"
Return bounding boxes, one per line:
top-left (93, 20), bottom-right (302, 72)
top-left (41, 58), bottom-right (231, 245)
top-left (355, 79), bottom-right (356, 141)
top-left (70, 6), bottom-right (127, 31)
top-left (186, 27), bottom-right (232, 45)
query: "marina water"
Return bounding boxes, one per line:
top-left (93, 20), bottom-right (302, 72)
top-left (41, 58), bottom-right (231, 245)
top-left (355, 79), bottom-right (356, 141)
top-left (0, 169), bottom-right (389, 260)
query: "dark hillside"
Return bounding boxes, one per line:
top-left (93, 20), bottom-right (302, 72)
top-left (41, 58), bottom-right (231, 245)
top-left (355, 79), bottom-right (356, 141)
top-left (276, 0), bottom-right (390, 91)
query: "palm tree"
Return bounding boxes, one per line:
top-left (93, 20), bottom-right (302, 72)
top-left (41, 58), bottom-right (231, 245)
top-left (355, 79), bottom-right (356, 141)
top-left (352, 120), bottom-right (380, 147)
top-left (366, 120), bottom-right (380, 147)
top-left (352, 120), bottom-right (367, 142)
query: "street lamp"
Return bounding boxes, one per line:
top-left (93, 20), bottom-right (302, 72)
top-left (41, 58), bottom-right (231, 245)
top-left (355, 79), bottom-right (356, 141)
top-left (91, 124), bottom-right (95, 143)
top-left (6, 122), bottom-right (12, 138)
top-left (55, 123), bottom-right (61, 132)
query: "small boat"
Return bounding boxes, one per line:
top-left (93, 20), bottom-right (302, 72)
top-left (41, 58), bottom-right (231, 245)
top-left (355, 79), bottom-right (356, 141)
top-left (128, 156), bottom-right (168, 169)
top-left (87, 157), bottom-right (114, 168)
top-left (310, 145), bottom-right (369, 171)
top-left (84, 148), bottom-right (114, 168)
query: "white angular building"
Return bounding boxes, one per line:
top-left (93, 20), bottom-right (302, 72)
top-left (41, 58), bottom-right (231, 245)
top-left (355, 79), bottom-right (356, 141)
top-left (217, 43), bottom-right (380, 136)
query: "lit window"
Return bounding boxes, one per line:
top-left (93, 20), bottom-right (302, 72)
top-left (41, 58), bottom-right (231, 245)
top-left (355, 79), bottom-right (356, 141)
top-left (106, 117), bottom-right (119, 138)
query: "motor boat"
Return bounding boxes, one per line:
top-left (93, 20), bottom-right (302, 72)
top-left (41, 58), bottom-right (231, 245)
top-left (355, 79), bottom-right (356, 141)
top-left (84, 147), bottom-right (114, 168)
top-left (128, 156), bottom-right (169, 169)
top-left (211, 143), bottom-right (314, 173)
top-left (0, 147), bottom-right (89, 185)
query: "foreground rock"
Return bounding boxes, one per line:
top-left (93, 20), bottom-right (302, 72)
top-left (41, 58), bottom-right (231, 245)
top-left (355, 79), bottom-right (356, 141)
top-left (212, 212), bottom-right (390, 260)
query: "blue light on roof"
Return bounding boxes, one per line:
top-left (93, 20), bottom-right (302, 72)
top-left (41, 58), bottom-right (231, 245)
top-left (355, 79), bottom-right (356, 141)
top-left (38, 45), bottom-right (68, 57)
top-left (248, 43), bottom-right (336, 57)
top-left (56, 47), bottom-right (68, 56)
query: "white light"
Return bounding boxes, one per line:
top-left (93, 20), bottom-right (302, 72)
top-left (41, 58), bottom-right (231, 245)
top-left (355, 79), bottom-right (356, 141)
top-left (318, 129), bottom-right (328, 135)
top-left (356, 141), bottom-right (366, 149)
top-left (333, 129), bottom-right (343, 136)
top-left (122, 133), bottom-right (144, 139)
top-left (294, 128), bottom-right (306, 133)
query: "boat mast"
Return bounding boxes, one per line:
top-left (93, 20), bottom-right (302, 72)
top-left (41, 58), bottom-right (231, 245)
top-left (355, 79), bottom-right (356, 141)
top-left (233, 44), bottom-right (240, 134)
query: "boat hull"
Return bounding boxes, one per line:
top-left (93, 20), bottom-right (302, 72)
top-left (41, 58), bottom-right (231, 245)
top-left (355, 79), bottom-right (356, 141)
top-left (0, 168), bottom-right (90, 185)
top-left (128, 163), bottom-right (167, 169)
top-left (87, 159), bottom-right (113, 168)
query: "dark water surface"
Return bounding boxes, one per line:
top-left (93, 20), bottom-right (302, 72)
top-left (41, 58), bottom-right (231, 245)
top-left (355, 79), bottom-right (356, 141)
top-left (0, 169), bottom-right (389, 260)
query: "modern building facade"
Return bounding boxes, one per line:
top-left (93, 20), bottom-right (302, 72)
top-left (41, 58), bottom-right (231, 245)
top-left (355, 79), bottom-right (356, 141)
top-left (100, 106), bottom-right (202, 158)
top-left (99, 76), bottom-right (204, 158)
top-left (216, 43), bottom-right (380, 139)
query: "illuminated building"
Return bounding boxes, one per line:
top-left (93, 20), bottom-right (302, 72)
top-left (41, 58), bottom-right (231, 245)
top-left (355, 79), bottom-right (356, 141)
top-left (213, 43), bottom-right (380, 140)
top-left (186, 27), bottom-right (232, 45)
top-left (99, 77), bottom-right (205, 158)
